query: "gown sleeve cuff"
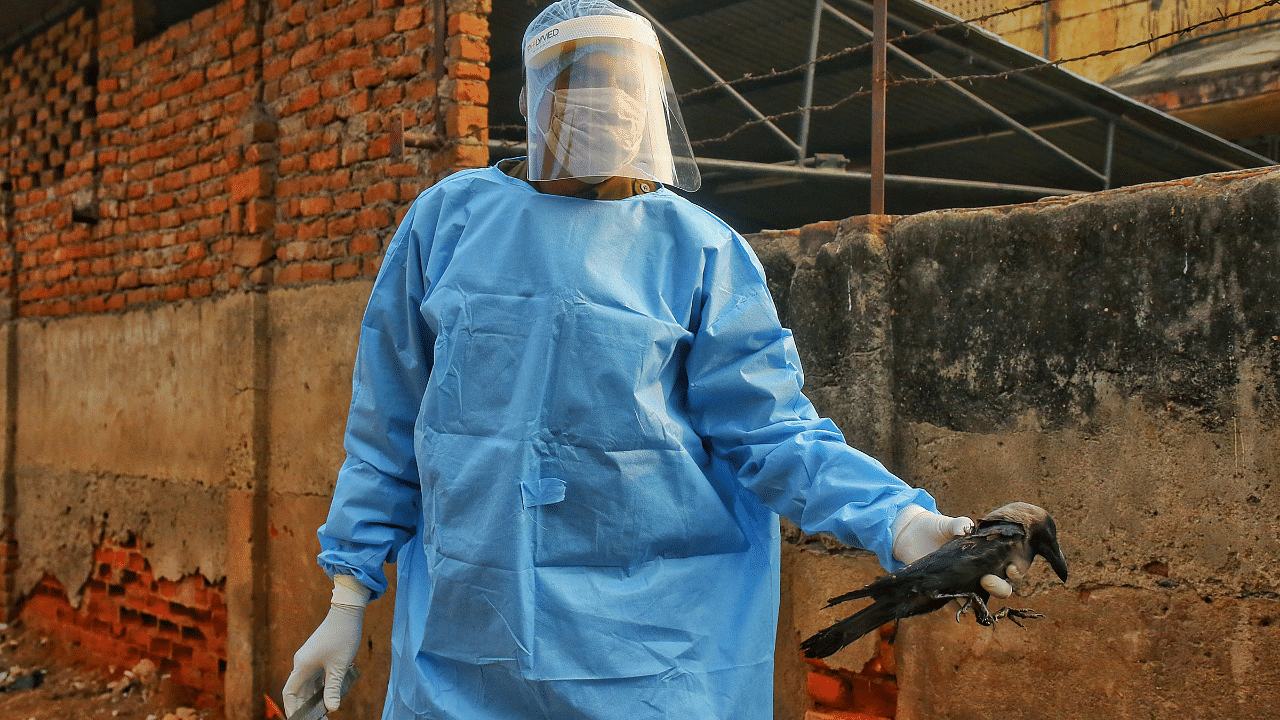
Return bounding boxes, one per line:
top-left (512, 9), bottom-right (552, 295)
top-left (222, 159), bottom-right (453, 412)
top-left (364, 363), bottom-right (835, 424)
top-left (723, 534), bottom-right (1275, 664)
top-left (332, 574), bottom-right (372, 608)
top-left (890, 504), bottom-right (929, 550)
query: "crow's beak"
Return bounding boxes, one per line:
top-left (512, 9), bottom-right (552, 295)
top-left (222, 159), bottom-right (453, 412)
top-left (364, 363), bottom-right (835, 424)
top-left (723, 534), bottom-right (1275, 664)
top-left (1042, 540), bottom-right (1069, 583)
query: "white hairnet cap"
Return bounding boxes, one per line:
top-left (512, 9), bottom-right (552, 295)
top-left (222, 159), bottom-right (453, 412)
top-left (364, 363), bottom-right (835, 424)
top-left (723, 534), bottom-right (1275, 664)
top-left (523, 0), bottom-right (638, 47)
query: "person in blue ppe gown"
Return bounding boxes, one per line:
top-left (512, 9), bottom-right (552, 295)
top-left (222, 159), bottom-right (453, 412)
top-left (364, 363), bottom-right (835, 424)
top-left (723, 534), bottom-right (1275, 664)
top-left (283, 1), bottom-right (1008, 718)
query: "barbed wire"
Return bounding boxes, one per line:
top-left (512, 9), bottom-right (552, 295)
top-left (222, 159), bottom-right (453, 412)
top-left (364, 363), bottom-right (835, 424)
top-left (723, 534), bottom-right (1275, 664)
top-left (676, 0), bottom-right (1053, 101)
top-left (688, 0), bottom-right (1280, 147)
top-left (489, 0), bottom-right (1280, 149)
top-left (493, 0), bottom-right (1054, 136)
top-left (894, 0), bottom-right (1280, 87)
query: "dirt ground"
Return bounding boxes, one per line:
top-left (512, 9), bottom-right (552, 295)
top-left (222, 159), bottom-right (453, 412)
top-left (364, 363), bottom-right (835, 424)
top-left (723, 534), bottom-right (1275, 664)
top-left (0, 620), bottom-right (222, 720)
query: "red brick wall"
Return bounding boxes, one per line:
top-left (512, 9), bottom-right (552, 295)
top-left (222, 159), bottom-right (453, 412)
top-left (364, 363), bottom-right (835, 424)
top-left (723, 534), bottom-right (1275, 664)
top-left (0, 0), bottom-right (489, 706)
top-left (804, 624), bottom-right (899, 720)
top-left (1, 0), bottom-right (489, 317)
top-left (262, 0), bottom-right (437, 285)
top-left (23, 537), bottom-right (227, 708)
top-left (0, 6), bottom-right (99, 317)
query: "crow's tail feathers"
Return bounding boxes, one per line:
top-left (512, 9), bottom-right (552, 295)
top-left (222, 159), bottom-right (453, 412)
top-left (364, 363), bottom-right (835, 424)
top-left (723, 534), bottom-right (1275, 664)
top-left (800, 602), bottom-right (897, 659)
top-left (823, 584), bottom-right (874, 609)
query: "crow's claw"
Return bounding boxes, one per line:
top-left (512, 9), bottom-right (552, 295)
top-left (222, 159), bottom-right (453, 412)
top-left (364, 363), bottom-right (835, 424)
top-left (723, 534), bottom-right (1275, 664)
top-left (993, 607), bottom-right (1044, 628)
top-left (937, 593), bottom-right (995, 626)
top-left (970, 594), bottom-right (995, 626)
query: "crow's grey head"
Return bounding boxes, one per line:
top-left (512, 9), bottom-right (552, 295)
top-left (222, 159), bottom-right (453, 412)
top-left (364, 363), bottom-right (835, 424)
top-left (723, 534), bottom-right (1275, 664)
top-left (979, 502), bottom-right (1069, 583)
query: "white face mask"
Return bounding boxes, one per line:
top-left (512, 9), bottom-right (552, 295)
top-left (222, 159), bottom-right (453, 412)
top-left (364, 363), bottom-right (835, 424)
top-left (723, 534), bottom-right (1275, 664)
top-left (540, 87), bottom-right (647, 178)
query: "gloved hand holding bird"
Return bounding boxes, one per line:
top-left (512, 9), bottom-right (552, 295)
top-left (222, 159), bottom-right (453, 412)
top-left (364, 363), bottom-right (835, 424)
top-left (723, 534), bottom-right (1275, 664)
top-left (801, 502), bottom-right (1069, 659)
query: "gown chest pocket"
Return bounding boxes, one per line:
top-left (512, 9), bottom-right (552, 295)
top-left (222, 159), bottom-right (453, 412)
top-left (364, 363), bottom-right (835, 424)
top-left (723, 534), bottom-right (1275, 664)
top-left (429, 293), bottom-right (749, 567)
top-left (425, 292), bottom-right (559, 437)
top-left (533, 305), bottom-right (749, 567)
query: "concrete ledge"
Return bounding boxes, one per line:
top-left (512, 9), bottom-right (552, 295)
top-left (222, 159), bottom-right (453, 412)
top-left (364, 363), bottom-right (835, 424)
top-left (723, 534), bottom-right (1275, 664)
top-left (13, 469), bottom-right (225, 604)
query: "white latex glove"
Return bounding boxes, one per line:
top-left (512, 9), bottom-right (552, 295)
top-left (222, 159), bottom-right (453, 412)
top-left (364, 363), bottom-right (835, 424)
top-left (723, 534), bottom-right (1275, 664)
top-left (981, 572), bottom-right (1015, 599)
top-left (892, 505), bottom-right (1014, 598)
top-left (892, 505), bottom-right (973, 564)
top-left (282, 575), bottom-right (370, 716)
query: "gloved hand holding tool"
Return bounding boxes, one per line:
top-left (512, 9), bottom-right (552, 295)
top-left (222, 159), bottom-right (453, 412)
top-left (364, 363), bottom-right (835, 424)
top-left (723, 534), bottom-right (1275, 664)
top-left (282, 575), bottom-right (368, 718)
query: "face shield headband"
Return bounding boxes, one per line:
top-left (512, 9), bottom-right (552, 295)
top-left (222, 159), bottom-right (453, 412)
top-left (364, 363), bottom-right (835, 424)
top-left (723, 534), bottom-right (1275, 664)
top-left (523, 14), bottom-right (701, 191)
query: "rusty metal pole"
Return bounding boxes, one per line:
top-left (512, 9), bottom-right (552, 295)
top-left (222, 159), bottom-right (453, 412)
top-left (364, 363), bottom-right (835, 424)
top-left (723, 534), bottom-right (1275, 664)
top-left (870, 0), bottom-right (887, 215)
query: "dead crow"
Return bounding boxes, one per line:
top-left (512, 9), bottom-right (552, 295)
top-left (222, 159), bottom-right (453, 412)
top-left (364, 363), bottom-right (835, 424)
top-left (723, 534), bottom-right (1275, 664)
top-left (800, 502), bottom-right (1069, 659)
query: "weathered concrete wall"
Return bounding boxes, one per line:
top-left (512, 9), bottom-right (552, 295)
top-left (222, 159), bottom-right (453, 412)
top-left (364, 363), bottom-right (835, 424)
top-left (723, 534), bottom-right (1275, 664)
top-left (262, 280), bottom-right (396, 720)
top-left (10, 281), bottom-right (395, 715)
top-left (753, 166), bottom-right (1280, 720)
top-left (890, 168), bottom-right (1280, 720)
top-left (14, 297), bottom-right (254, 600)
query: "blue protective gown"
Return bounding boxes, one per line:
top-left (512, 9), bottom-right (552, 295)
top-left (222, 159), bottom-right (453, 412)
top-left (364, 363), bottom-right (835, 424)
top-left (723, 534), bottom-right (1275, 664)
top-left (317, 163), bottom-right (938, 720)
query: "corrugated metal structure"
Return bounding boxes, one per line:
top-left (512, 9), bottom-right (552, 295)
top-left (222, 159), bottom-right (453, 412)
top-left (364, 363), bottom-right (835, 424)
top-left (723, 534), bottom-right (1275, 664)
top-left (488, 0), bottom-right (1275, 231)
top-left (1105, 20), bottom-right (1280, 154)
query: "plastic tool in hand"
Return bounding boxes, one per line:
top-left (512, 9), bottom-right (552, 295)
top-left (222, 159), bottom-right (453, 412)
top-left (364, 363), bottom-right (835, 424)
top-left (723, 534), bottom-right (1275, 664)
top-left (287, 665), bottom-right (360, 720)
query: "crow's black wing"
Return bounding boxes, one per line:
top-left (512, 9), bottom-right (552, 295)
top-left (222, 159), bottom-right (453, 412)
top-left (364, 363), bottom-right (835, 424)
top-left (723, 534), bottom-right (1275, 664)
top-left (824, 528), bottom-right (1009, 608)
top-left (803, 524), bottom-right (1030, 658)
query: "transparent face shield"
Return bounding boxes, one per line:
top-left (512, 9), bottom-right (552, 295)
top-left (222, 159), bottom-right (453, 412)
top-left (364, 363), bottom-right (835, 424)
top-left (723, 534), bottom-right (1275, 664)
top-left (523, 15), bottom-right (701, 191)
